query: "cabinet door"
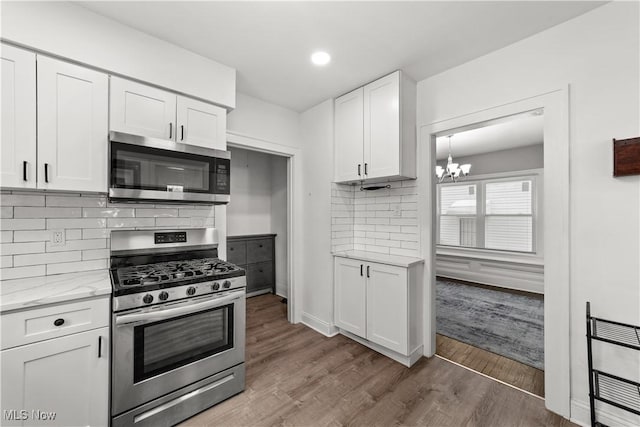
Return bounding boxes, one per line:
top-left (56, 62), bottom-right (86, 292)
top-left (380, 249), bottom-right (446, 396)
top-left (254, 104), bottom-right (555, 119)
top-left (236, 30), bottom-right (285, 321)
top-left (110, 77), bottom-right (176, 140)
top-left (176, 96), bottom-right (226, 149)
top-left (334, 87), bottom-right (364, 183)
top-left (1, 327), bottom-right (109, 427)
top-left (1, 44), bottom-right (36, 189)
top-left (334, 257), bottom-right (366, 337)
top-left (366, 262), bottom-right (408, 354)
top-left (37, 57), bottom-right (108, 192)
top-left (364, 71), bottom-right (400, 180)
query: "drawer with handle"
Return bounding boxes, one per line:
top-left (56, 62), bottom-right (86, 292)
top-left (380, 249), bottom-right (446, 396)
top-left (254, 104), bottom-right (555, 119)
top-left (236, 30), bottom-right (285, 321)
top-left (1, 296), bottom-right (109, 350)
top-left (246, 239), bottom-right (273, 264)
top-left (246, 262), bottom-right (273, 292)
top-left (227, 241), bottom-right (247, 265)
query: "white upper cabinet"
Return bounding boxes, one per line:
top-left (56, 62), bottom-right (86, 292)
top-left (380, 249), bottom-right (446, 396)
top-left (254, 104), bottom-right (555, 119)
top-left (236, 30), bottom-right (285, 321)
top-left (177, 96), bottom-right (227, 150)
top-left (1, 44), bottom-right (36, 189)
top-left (111, 77), bottom-right (227, 149)
top-left (37, 56), bottom-right (108, 192)
top-left (334, 70), bottom-right (416, 184)
top-left (334, 88), bottom-right (364, 182)
top-left (110, 77), bottom-right (177, 140)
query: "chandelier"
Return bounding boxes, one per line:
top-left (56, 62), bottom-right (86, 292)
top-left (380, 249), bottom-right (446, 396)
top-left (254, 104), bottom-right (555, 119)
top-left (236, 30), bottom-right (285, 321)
top-left (435, 135), bottom-right (471, 182)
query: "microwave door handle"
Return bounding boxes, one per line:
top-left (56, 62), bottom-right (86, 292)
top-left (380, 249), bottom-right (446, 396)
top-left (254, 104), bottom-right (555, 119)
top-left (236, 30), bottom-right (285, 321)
top-left (115, 291), bottom-right (243, 327)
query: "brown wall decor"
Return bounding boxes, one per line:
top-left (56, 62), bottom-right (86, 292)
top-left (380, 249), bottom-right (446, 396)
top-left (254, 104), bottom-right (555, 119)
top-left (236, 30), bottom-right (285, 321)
top-left (613, 137), bottom-right (640, 177)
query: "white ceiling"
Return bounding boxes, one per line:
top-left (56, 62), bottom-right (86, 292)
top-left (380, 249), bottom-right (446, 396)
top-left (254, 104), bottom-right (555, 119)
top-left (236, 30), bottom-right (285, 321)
top-left (77, 1), bottom-right (604, 112)
top-left (435, 111), bottom-right (544, 160)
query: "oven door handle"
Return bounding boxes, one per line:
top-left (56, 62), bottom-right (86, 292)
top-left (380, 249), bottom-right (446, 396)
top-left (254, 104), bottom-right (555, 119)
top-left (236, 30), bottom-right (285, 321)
top-left (115, 291), bottom-right (243, 327)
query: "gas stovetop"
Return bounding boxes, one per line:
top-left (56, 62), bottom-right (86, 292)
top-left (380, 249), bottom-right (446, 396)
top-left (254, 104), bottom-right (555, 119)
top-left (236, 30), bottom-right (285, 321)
top-left (115, 258), bottom-right (242, 287)
top-left (109, 228), bottom-right (246, 310)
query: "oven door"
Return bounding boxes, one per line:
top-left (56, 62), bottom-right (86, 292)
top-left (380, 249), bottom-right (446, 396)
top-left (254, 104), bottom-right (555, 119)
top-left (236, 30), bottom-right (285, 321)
top-left (111, 289), bottom-right (245, 416)
top-left (109, 131), bottom-right (230, 204)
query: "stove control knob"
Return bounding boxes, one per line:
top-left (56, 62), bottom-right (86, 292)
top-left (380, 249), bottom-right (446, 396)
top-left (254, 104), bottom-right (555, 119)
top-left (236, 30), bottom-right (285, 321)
top-left (142, 294), bottom-right (154, 304)
top-left (212, 282), bottom-right (220, 291)
top-left (186, 286), bottom-right (196, 296)
top-left (223, 280), bottom-right (231, 289)
top-left (159, 291), bottom-right (169, 301)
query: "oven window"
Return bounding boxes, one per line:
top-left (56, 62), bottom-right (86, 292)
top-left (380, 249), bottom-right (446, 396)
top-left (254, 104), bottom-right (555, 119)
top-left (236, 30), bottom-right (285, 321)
top-left (133, 304), bottom-right (234, 382)
top-left (111, 142), bottom-right (215, 193)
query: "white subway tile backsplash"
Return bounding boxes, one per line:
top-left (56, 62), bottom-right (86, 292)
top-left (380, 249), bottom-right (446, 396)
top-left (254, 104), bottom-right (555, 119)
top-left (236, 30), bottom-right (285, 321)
top-left (46, 259), bottom-right (107, 275)
top-left (82, 228), bottom-right (111, 239)
top-left (331, 179), bottom-right (419, 256)
top-left (136, 208), bottom-right (178, 218)
top-left (1, 190), bottom-right (218, 279)
top-left (66, 229), bottom-right (82, 240)
top-left (179, 208), bottom-right (215, 218)
top-left (1, 255), bottom-right (12, 268)
top-left (14, 251), bottom-right (82, 267)
top-left (47, 218), bottom-right (106, 229)
top-left (82, 249), bottom-right (110, 261)
top-left (13, 230), bottom-right (51, 242)
top-left (15, 207), bottom-right (82, 218)
top-left (1, 194), bottom-right (45, 207)
top-left (1, 219), bottom-right (46, 230)
top-left (1, 265), bottom-right (46, 280)
top-left (107, 218), bottom-right (155, 228)
top-left (47, 195), bottom-right (106, 207)
top-left (46, 239), bottom-right (107, 253)
top-left (389, 248), bottom-right (418, 257)
top-left (0, 207), bottom-right (13, 218)
top-left (83, 208), bottom-right (135, 218)
top-left (1, 242), bottom-right (45, 255)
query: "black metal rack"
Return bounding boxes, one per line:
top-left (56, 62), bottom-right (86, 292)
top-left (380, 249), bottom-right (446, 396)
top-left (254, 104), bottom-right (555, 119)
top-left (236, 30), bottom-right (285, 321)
top-left (586, 301), bottom-right (640, 427)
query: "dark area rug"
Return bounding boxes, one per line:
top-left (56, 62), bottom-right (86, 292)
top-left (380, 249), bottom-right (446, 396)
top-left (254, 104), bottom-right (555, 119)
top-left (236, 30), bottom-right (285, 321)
top-left (436, 278), bottom-right (544, 370)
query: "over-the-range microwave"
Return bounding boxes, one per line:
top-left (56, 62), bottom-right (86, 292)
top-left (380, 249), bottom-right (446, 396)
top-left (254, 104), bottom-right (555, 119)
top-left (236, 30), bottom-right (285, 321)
top-left (109, 131), bottom-right (230, 204)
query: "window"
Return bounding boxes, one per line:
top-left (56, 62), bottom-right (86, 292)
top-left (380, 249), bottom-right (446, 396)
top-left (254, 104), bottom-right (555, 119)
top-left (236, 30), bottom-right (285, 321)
top-left (437, 175), bottom-right (537, 253)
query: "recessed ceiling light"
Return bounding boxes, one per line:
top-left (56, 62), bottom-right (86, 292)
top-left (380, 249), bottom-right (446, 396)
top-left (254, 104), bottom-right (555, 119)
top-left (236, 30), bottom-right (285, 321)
top-left (311, 51), bottom-right (331, 66)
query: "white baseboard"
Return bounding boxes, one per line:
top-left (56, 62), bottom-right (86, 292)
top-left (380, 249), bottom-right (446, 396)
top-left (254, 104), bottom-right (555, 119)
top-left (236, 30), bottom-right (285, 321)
top-left (339, 329), bottom-right (423, 367)
top-left (300, 312), bottom-right (339, 337)
top-left (571, 398), bottom-right (640, 427)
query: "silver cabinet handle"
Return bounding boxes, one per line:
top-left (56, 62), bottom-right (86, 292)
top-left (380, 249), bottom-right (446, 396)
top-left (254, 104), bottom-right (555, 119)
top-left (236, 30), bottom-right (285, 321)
top-left (358, 164), bottom-right (361, 176)
top-left (169, 122), bottom-right (173, 139)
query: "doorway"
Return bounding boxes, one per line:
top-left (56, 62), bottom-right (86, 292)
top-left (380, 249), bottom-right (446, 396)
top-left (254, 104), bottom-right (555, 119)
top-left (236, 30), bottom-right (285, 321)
top-left (418, 89), bottom-right (571, 416)
top-left (432, 111), bottom-right (545, 396)
top-left (226, 131), bottom-right (302, 324)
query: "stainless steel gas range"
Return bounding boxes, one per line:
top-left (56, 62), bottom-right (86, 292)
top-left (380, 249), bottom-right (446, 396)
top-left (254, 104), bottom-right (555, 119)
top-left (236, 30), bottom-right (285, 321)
top-left (109, 228), bottom-right (245, 427)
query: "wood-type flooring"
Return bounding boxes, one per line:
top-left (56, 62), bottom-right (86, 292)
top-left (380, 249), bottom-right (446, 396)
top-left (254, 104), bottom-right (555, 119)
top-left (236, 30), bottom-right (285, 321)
top-left (181, 294), bottom-right (572, 427)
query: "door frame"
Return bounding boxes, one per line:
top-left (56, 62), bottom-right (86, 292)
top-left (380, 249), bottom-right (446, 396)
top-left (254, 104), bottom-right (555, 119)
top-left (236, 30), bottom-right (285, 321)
top-left (226, 131), bottom-right (303, 324)
top-left (417, 87), bottom-right (570, 417)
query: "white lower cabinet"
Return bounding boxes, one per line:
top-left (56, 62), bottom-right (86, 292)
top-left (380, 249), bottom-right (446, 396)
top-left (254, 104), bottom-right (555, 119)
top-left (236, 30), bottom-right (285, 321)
top-left (334, 256), bottom-right (423, 366)
top-left (1, 297), bottom-right (110, 427)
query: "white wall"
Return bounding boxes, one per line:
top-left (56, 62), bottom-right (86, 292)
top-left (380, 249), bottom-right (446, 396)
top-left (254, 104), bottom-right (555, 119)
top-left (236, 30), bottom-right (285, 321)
top-left (227, 148), bottom-right (273, 236)
top-left (299, 99), bottom-right (336, 335)
top-left (0, 1), bottom-right (235, 108)
top-left (441, 144), bottom-right (543, 175)
top-left (271, 156), bottom-right (288, 297)
top-left (228, 93), bottom-right (301, 147)
top-left (418, 3), bottom-right (639, 425)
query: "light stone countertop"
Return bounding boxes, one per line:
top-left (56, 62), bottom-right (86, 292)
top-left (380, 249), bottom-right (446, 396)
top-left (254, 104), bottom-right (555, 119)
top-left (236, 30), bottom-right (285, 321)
top-left (0, 270), bottom-right (112, 313)
top-left (332, 250), bottom-right (424, 268)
